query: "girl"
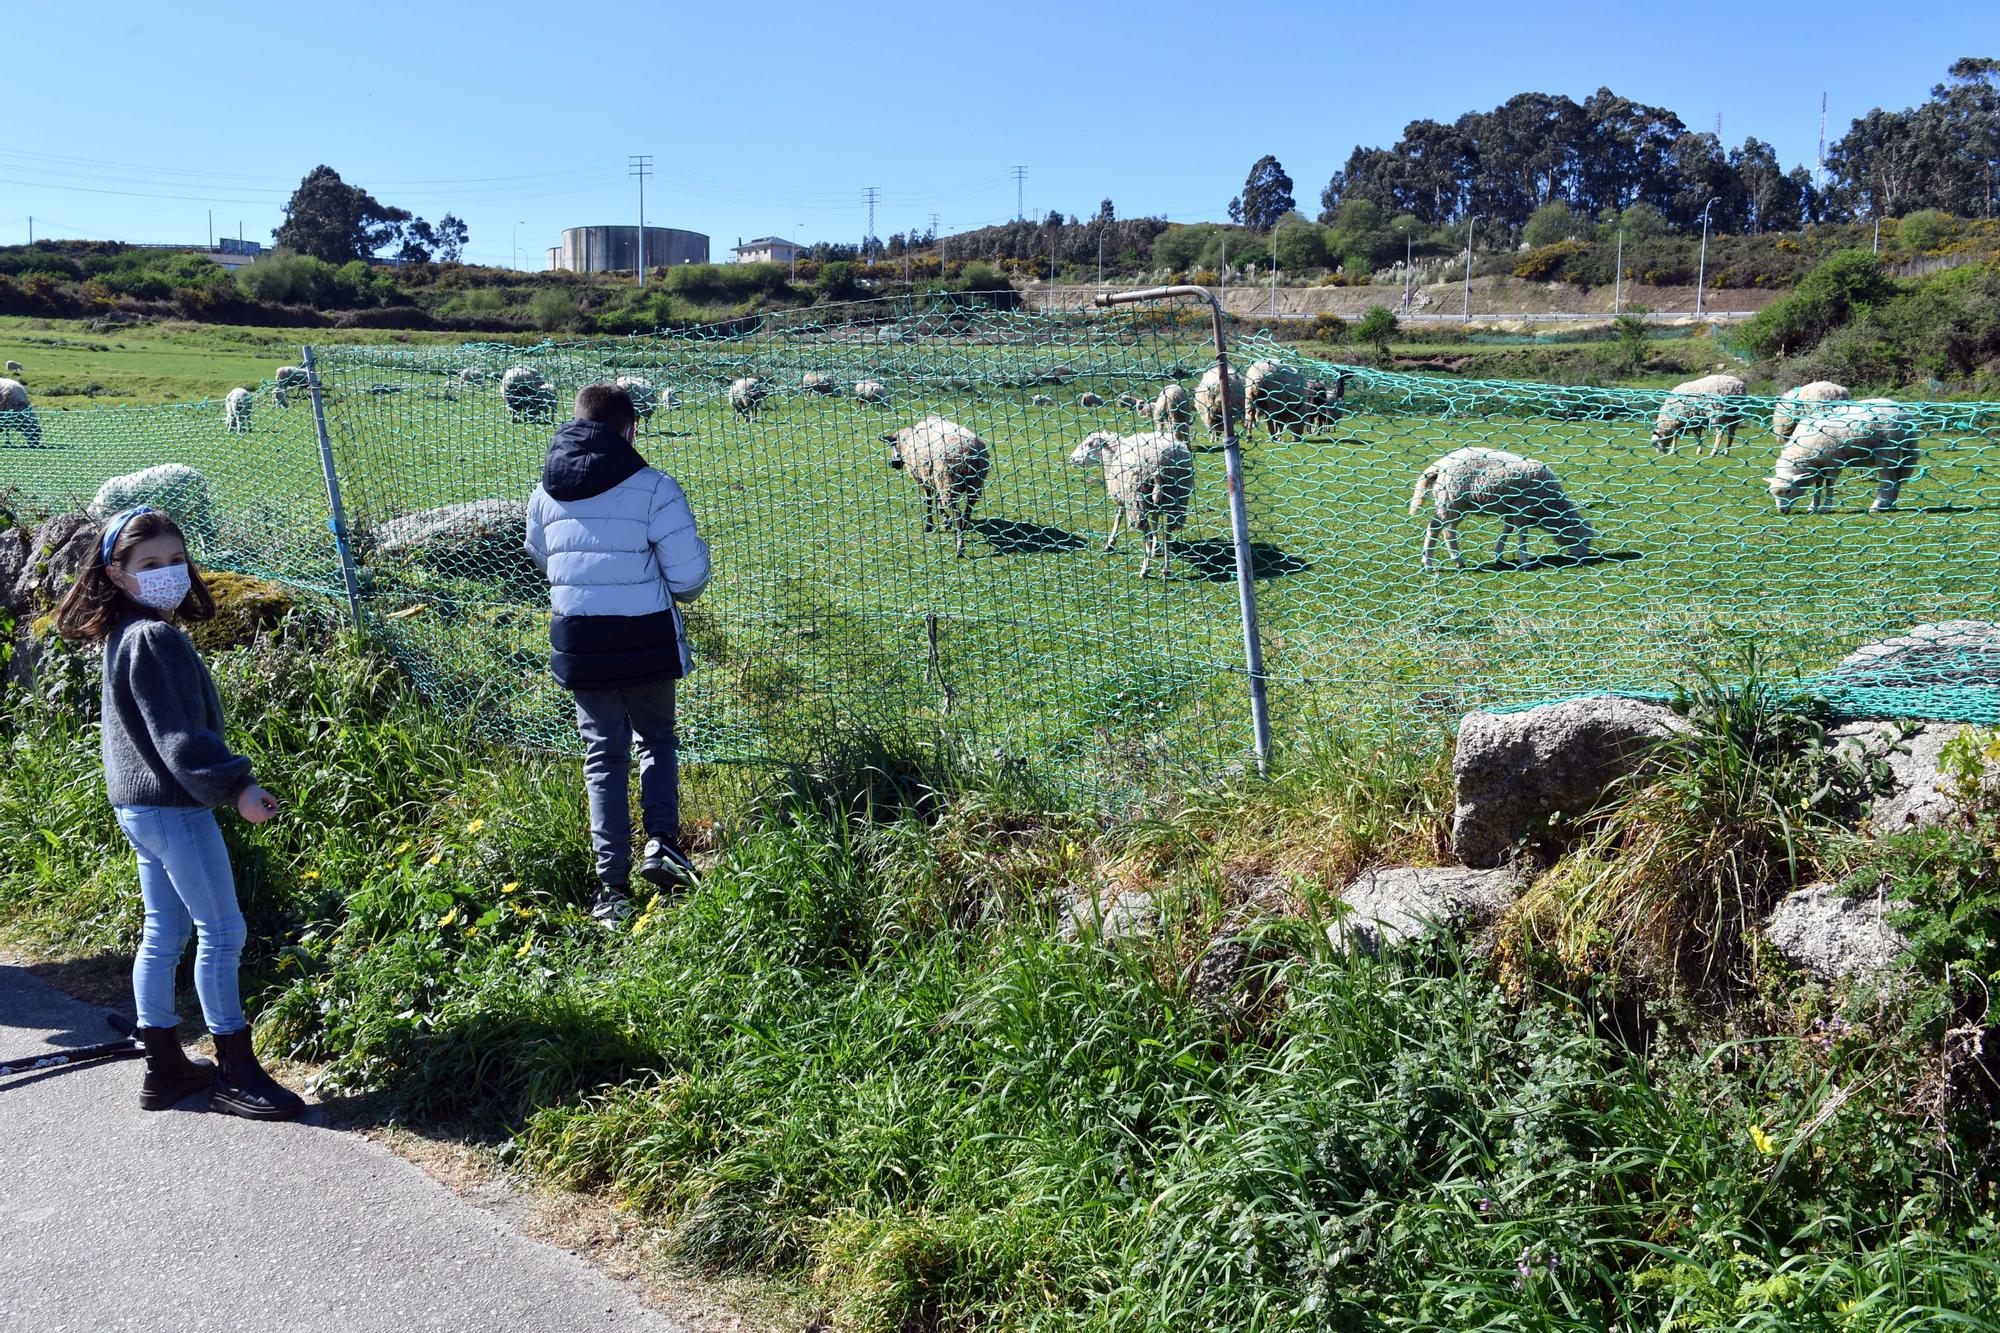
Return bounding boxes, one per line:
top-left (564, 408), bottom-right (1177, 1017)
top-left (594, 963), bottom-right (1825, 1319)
top-left (55, 505), bottom-right (304, 1120)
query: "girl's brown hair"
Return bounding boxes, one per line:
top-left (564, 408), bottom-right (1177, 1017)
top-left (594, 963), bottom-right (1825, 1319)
top-left (53, 510), bottom-right (217, 643)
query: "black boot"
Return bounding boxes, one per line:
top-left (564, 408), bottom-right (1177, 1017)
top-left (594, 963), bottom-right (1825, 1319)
top-left (135, 1024), bottom-right (215, 1111)
top-left (210, 1028), bottom-right (305, 1121)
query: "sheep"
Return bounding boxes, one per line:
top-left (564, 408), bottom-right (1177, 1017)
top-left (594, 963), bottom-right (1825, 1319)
top-left (802, 370), bottom-right (836, 394)
top-left (1765, 398), bottom-right (1920, 514)
top-left (501, 366), bottom-right (556, 422)
top-left (1029, 393), bottom-right (1056, 407)
top-left (1242, 358), bottom-right (1320, 439)
top-left (4, 360), bottom-right (21, 374)
top-left (1151, 383), bottom-right (1192, 442)
top-left (0, 377), bottom-right (39, 447)
top-left (224, 386), bottom-right (254, 434)
top-left (1067, 430), bottom-right (1195, 579)
top-left (457, 367), bottom-right (485, 385)
top-left (1114, 392), bottom-right (1146, 411)
top-left (1771, 380), bottom-right (1851, 442)
top-left (89, 463), bottom-right (219, 545)
top-left (1306, 374), bottom-right (1350, 431)
top-left (613, 375), bottom-right (659, 421)
top-left (880, 415), bottom-right (991, 557)
top-left (1409, 447), bottom-right (1595, 571)
top-left (1192, 364), bottom-right (1245, 441)
top-left (274, 365), bottom-right (310, 390)
top-left (1076, 391), bottom-right (1105, 408)
top-left (853, 379), bottom-right (889, 405)
top-left (728, 376), bottom-right (768, 417)
top-left (270, 384), bottom-right (289, 409)
top-left (1650, 373), bottom-right (1750, 455)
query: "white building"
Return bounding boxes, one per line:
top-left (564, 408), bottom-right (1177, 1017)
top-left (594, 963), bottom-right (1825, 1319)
top-left (731, 235), bottom-right (801, 266)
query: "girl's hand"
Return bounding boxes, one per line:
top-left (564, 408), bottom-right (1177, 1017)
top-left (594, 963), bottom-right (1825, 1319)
top-left (237, 784), bottom-right (280, 824)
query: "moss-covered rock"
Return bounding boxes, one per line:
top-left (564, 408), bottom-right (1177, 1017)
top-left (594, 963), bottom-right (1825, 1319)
top-left (189, 571), bottom-right (296, 653)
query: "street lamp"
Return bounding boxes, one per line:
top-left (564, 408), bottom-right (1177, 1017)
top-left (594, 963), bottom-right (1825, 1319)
top-left (1694, 197), bottom-right (1718, 320)
top-left (512, 220), bottom-right (526, 271)
top-left (792, 224), bottom-right (801, 281)
top-left (1461, 214), bottom-right (1476, 320)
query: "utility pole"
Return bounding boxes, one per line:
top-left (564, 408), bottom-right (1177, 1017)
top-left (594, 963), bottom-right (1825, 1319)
top-left (1694, 197), bottom-right (1718, 320)
top-left (513, 220), bottom-right (526, 271)
top-left (863, 185), bottom-right (881, 267)
top-left (1614, 225), bottom-right (1624, 315)
top-left (930, 212), bottom-right (940, 275)
top-left (1462, 214), bottom-right (1476, 320)
top-left (1011, 165), bottom-right (1027, 222)
top-left (1269, 225), bottom-right (1278, 314)
top-left (208, 210), bottom-right (213, 250)
top-left (792, 223), bottom-right (800, 281)
top-left (629, 155), bottom-right (653, 279)
top-left (1873, 215), bottom-right (1881, 254)
top-left (1817, 92), bottom-right (1828, 190)
top-left (1402, 232), bottom-right (1413, 312)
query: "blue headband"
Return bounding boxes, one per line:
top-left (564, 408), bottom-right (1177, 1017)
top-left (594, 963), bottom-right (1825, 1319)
top-left (99, 505), bottom-right (158, 566)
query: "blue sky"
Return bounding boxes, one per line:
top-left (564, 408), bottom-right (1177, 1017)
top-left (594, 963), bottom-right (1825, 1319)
top-left (7, 0), bottom-right (1996, 267)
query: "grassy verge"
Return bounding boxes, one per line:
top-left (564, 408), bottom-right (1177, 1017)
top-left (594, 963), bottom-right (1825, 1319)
top-left (4, 619), bottom-right (1998, 1330)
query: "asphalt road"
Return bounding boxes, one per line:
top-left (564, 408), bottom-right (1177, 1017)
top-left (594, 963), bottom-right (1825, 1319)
top-left (0, 964), bottom-right (681, 1333)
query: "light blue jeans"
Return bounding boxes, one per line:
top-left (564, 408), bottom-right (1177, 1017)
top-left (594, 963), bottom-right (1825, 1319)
top-left (573, 679), bottom-right (679, 886)
top-left (114, 804), bottom-right (248, 1035)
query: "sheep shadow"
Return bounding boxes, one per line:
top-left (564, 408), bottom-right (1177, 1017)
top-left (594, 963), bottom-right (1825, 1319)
top-left (1172, 538), bottom-right (1311, 582)
top-left (1468, 548), bottom-right (1643, 572)
top-left (971, 517), bottom-right (1089, 555)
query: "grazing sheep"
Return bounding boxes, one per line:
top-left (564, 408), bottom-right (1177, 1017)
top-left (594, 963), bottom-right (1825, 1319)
top-left (457, 367), bottom-right (485, 385)
top-left (1765, 398), bottom-right (1920, 514)
top-left (275, 365), bottom-right (309, 390)
top-left (1242, 359), bottom-right (1320, 439)
top-left (1409, 446), bottom-right (1595, 571)
top-left (224, 386), bottom-right (254, 434)
top-left (89, 463), bottom-right (219, 545)
top-left (501, 366), bottom-right (556, 422)
top-left (728, 376), bottom-right (768, 417)
top-left (4, 360), bottom-right (21, 374)
top-left (1077, 391), bottom-right (1105, 408)
top-left (1771, 380), bottom-right (1851, 442)
top-left (802, 370), bottom-right (836, 394)
top-left (270, 384), bottom-right (289, 409)
top-left (1306, 374), bottom-right (1350, 430)
top-left (614, 375), bottom-right (660, 421)
top-left (1029, 393), bottom-right (1056, 407)
top-left (1115, 392), bottom-right (1146, 411)
top-left (1151, 383), bottom-right (1192, 442)
top-left (1650, 373), bottom-right (1750, 455)
top-left (853, 379), bottom-right (890, 405)
top-left (0, 377), bottom-right (40, 447)
top-left (881, 415), bottom-right (992, 557)
top-left (1067, 430), bottom-right (1195, 579)
top-left (1193, 364), bottom-right (1245, 441)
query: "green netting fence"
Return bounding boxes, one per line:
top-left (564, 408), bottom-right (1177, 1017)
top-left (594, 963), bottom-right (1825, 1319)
top-left (4, 293), bottom-right (1997, 798)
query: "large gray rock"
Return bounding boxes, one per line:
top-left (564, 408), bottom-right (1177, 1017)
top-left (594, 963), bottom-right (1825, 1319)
top-left (9, 513), bottom-right (95, 609)
top-left (373, 499), bottom-right (527, 557)
top-left (1452, 696), bottom-right (1689, 868)
top-left (1057, 887), bottom-right (1156, 944)
top-left (1329, 865), bottom-right (1521, 957)
top-left (1832, 721), bottom-right (1977, 833)
top-left (0, 523), bottom-right (30, 613)
top-left (1765, 881), bottom-right (1912, 981)
top-left (1818, 621), bottom-right (2000, 693)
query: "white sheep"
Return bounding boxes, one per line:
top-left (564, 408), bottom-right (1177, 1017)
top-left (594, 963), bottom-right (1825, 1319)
top-left (270, 384), bottom-right (289, 409)
top-left (89, 464), bottom-right (220, 545)
top-left (1409, 447), bottom-right (1595, 571)
top-left (457, 367), bottom-right (485, 385)
top-left (853, 379), bottom-right (890, 405)
top-left (1765, 398), bottom-right (1920, 514)
top-left (1771, 380), bottom-right (1851, 442)
top-left (224, 386), bottom-right (254, 434)
top-left (881, 415), bottom-right (991, 557)
top-left (1650, 373), bottom-right (1750, 455)
top-left (1151, 383), bottom-right (1192, 442)
top-left (614, 375), bottom-right (660, 421)
top-left (728, 376), bottom-right (768, 417)
top-left (0, 377), bottom-right (39, 447)
top-left (275, 365), bottom-right (309, 390)
top-left (1243, 359), bottom-right (1319, 439)
top-left (1068, 430), bottom-right (1195, 579)
top-left (1193, 364), bottom-right (1244, 441)
top-left (4, 360), bottom-right (21, 374)
top-left (1030, 394), bottom-right (1056, 408)
top-left (1076, 391), bottom-right (1105, 408)
top-left (502, 366), bottom-right (556, 422)
top-left (1114, 392), bottom-right (1146, 411)
top-left (802, 370), bottom-right (836, 394)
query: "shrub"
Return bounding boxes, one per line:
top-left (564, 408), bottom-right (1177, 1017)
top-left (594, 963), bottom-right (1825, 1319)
top-left (817, 261), bottom-right (859, 302)
top-left (1740, 249), bottom-right (1894, 358)
top-left (1513, 239), bottom-right (1589, 281)
top-left (1355, 304), bottom-right (1397, 351)
top-left (528, 286), bottom-right (580, 332)
top-left (1308, 312), bottom-right (1347, 342)
top-left (1272, 220), bottom-right (1326, 272)
top-left (1522, 201), bottom-right (1585, 248)
top-left (1896, 208), bottom-right (1954, 252)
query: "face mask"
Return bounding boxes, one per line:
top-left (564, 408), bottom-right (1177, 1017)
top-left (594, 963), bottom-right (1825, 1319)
top-left (128, 564), bottom-right (191, 614)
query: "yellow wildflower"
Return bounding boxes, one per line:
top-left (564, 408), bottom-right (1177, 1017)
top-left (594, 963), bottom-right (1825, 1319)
top-left (515, 936), bottom-right (533, 959)
top-left (1749, 1124), bottom-right (1776, 1155)
top-left (426, 854), bottom-right (442, 867)
top-left (437, 907), bottom-right (458, 928)
top-left (395, 840), bottom-right (413, 855)
top-left (500, 882), bottom-right (519, 894)
top-left (465, 818), bottom-right (487, 835)
top-left (465, 926), bottom-right (478, 937)
top-left (299, 870), bottom-right (320, 882)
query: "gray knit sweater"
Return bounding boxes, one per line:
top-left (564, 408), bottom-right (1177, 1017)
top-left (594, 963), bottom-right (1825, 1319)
top-left (101, 616), bottom-right (254, 810)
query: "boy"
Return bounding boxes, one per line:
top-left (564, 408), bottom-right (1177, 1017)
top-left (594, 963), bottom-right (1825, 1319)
top-left (525, 384), bottom-right (710, 923)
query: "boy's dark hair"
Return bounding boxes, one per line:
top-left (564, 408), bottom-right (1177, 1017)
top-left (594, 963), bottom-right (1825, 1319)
top-left (53, 510), bottom-right (216, 643)
top-left (574, 384), bottom-right (637, 436)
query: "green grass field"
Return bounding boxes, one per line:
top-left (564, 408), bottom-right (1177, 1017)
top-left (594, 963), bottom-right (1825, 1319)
top-left (5, 305), bottom-right (1997, 791)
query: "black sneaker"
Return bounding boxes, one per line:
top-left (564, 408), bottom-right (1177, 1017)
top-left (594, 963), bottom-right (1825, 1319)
top-left (590, 883), bottom-right (633, 925)
top-left (638, 837), bottom-right (698, 891)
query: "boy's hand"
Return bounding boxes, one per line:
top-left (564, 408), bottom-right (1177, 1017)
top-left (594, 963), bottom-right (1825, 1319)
top-left (237, 784), bottom-right (280, 824)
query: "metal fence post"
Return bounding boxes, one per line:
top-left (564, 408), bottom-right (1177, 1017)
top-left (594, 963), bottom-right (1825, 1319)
top-left (1093, 286), bottom-right (1273, 776)
top-left (303, 345), bottom-right (366, 633)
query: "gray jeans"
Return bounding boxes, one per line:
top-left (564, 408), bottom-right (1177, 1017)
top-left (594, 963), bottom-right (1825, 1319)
top-left (573, 678), bottom-right (679, 886)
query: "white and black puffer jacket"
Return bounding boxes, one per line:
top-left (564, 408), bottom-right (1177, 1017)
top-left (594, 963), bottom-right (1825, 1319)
top-left (524, 419), bottom-right (711, 690)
